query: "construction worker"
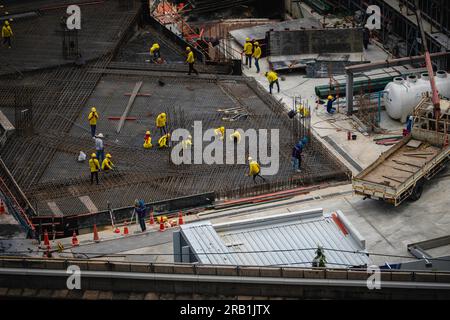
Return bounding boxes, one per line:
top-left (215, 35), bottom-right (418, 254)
top-left (181, 135), bottom-right (192, 150)
top-left (143, 130), bottom-right (153, 149)
top-left (186, 47), bottom-right (199, 75)
top-left (326, 95), bottom-right (337, 114)
top-left (101, 153), bottom-right (114, 171)
top-left (296, 104), bottom-right (310, 118)
top-left (89, 153), bottom-right (100, 185)
top-left (94, 133), bottom-right (105, 166)
top-left (230, 129), bottom-right (241, 144)
top-left (214, 126), bottom-right (225, 140)
top-left (265, 71), bottom-right (280, 95)
top-left (2, 20), bottom-right (13, 48)
top-left (150, 43), bottom-right (160, 59)
top-left (292, 141), bottom-right (303, 173)
top-left (243, 37), bottom-right (253, 68)
top-left (158, 133), bottom-right (171, 148)
top-left (252, 42), bottom-right (261, 73)
top-left (247, 156), bottom-right (266, 184)
top-left (156, 112), bottom-right (167, 136)
top-left (88, 107), bottom-right (99, 137)
top-left (134, 199), bottom-right (147, 232)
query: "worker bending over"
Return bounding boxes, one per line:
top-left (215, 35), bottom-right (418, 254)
top-left (326, 95), bottom-right (337, 114)
top-left (186, 47), bottom-right (199, 75)
top-left (230, 129), bottom-right (241, 144)
top-left (143, 131), bottom-right (153, 149)
top-left (101, 153), bottom-right (114, 171)
top-left (88, 107), bottom-right (99, 137)
top-left (150, 43), bottom-right (160, 59)
top-left (247, 157), bottom-right (266, 184)
top-left (243, 37), bottom-right (253, 68)
top-left (252, 42), bottom-right (261, 73)
top-left (89, 153), bottom-right (100, 185)
top-left (2, 20), bottom-right (13, 48)
top-left (214, 126), bottom-right (225, 140)
top-left (265, 71), bottom-right (280, 95)
top-left (158, 133), bottom-right (171, 148)
top-left (156, 112), bottom-right (167, 136)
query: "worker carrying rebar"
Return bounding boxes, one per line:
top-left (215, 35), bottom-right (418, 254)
top-left (158, 133), bottom-right (171, 148)
top-left (89, 153), bottom-right (100, 185)
top-left (88, 107), bottom-right (99, 137)
top-left (230, 129), bottom-right (241, 144)
top-left (156, 112), bottom-right (167, 136)
top-left (247, 156), bottom-right (266, 184)
top-left (214, 126), bottom-right (225, 140)
top-left (134, 199), bottom-right (147, 232)
top-left (265, 71), bottom-right (280, 95)
top-left (243, 37), bottom-right (253, 68)
top-left (2, 20), bottom-right (13, 49)
top-left (150, 43), bottom-right (160, 60)
top-left (186, 47), bottom-right (199, 75)
top-left (326, 95), bottom-right (338, 114)
top-left (94, 133), bottom-right (105, 165)
top-left (143, 130), bottom-right (153, 149)
top-left (101, 153), bottom-right (114, 171)
top-left (252, 42), bottom-right (261, 73)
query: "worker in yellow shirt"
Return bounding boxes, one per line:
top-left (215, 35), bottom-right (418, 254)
top-left (2, 20), bottom-right (13, 48)
top-left (214, 126), bottom-right (225, 140)
top-left (88, 107), bottom-right (99, 137)
top-left (143, 131), bottom-right (153, 149)
top-left (156, 112), bottom-right (167, 136)
top-left (150, 43), bottom-right (160, 60)
top-left (265, 71), bottom-right (280, 95)
top-left (242, 37), bottom-right (253, 68)
top-left (181, 135), bottom-right (192, 158)
top-left (89, 153), bottom-right (100, 185)
top-left (230, 129), bottom-right (241, 144)
top-left (102, 153), bottom-right (114, 171)
top-left (252, 42), bottom-right (261, 73)
top-left (158, 133), bottom-right (171, 148)
top-left (186, 47), bottom-right (199, 75)
top-left (247, 157), bottom-right (266, 184)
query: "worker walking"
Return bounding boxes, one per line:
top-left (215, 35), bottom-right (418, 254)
top-left (143, 130), bottom-right (153, 149)
top-left (158, 133), bottom-right (171, 148)
top-left (326, 95), bottom-right (337, 114)
top-left (88, 107), bottom-right (99, 137)
top-left (243, 37), bottom-right (253, 68)
top-left (94, 133), bottom-right (105, 166)
top-left (150, 43), bottom-right (160, 60)
top-left (265, 71), bottom-right (280, 95)
top-left (89, 153), bottom-right (100, 185)
top-left (247, 156), bottom-right (266, 184)
top-left (156, 112), bottom-right (167, 136)
top-left (134, 199), bottom-right (147, 232)
top-left (252, 42), bottom-right (261, 73)
top-left (186, 47), bottom-right (199, 75)
top-left (101, 153), bottom-right (114, 171)
top-left (2, 20), bottom-right (13, 48)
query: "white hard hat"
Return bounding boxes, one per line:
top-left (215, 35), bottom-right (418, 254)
top-left (248, 156), bottom-right (253, 161)
top-left (97, 133), bottom-right (104, 138)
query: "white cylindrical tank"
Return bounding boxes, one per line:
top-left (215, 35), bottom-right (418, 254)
top-left (384, 71), bottom-right (450, 123)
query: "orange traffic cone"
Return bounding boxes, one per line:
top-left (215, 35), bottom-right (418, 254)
top-left (113, 226), bottom-right (120, 233)
top-left (149, 211), bottom-right (154, 225)
top-left (178, 211), bottom-right (184, 225)
top-left (93, 224), bottom-right (100, 243)
top-left (72, 231), bottom-right (79, 246)
top-left (43, 229), bottom-right (50, 249)
top-left (159, 220), bottom-right (165, 232)
top-left (123, 221), bottom-right (129, 235)
top-left (0, 200), bottom-right (5, 214)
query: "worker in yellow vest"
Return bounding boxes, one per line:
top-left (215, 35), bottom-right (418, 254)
top-left (214, 126), bottom-right (225, 140)
top-left (230, 130), bottom-right (241, 144)
top-left (252, 42), bottom-right (261, 73)
top-left (88, 107), bottom-right (99, 137)
top-left (243, 37), bottom-right (253, 68)
top-left (265, 71), bottom-right (280, 95)
top-left (156, 112), bottom-right (167, 136)
top-left (2, 20), bottom-right (13, 48)
top-left (101, 153), bottom-right (114, 171)
top-left (186, 47), bottom-right (199, 75)
top-left (150, 43), bottom-right (160, 59)
top-left (158, 133), bottom-right (171, 148)
top-left (247, 156), bottom-right (266, 184)
top-left (143, 131), bottom-right (153, 149)
top-left (89, 153), bottom-right (100, 185)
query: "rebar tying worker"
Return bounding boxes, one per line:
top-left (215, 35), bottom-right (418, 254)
top-left (143, 130), bottom-right (153, 149)
top-left (88, 107), bottom-right (99, 137)
top-left (247, 156), bottom-right (266, 184)
top-left (150, 43), bottom-right (160, 59)
top-left (94, 133), bottom-right (105, 166)
top-left (101, 153), bottom-right (114, 171)
top-left (89, 153), bottom-right (100, 185)
top-left (252, 42), bottom-right (261, 73)
top-left (326, 95), bottom-right (337, 114)
top-left (265, 71), bottom-right (280, 95)
top-left (243, 37), bottom-right (253, 68)
top-left (156, 112), bottom-right (167, 136)
top-left (158, 133), bottom-right (171, 148)
top-left (214, 126), bottom-right (225, 140)
top-left (186, 47), bottom-right (199, 75)
top-left (2, 20), bottom-right (13, 48)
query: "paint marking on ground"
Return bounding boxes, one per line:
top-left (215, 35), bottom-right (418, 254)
top-left (47, 202), bottom-right (63, 216)
top-left (79, 196), bottom-right (98, 213)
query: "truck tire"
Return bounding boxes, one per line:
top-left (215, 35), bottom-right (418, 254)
top-left (409, 180), bottom-right (424, 201)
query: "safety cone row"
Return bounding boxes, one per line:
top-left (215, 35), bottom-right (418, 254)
top-left (0, 199), bottom-right (5, 214)
top-left (72, 231), bottom-right (79, 246)
top-left (93, 224), bottom-right (100, 243)
top-left (123, 221), bottom-right (129, 235)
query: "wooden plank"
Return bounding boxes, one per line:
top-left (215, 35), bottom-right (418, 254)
top-left (382, 175), bottom-right (403, 183)
top-left (116, 81), bottom-right (143, 134)
top-left (392, 159), bottom-right (422, 168)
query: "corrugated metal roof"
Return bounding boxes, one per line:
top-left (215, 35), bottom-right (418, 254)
top-left (180, 209), bottom-right (370, 268)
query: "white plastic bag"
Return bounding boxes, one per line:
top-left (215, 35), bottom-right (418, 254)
top-left (78, 151), bottom-right (87, 162)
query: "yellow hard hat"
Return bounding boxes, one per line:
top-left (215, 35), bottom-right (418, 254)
top-left (254, 42), bottom-right (259, 46)
top-left (220, 126), bottom-right (225, 131)
top-left (91, 107), bottom-right (96, 112)
top-left (146, 130), bottom-right (150, 135)
top-left (91, 153), bottom-right (96, 158)
top-left (106, 153), bottom-right (112, 158)
top-left (327, 95), bottom-right (333, 100)
top-left (246, 37), bottom-right (250, 41)
top-left (186, 46), bottom-right (191, 51)
top-left (5, 21), bottom-right (9, 26)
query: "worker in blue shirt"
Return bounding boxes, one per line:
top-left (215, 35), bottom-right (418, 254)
top-left (134, 199), bottom-right (147, 232)
top-left (326, 95), bottom-right (338, 114)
